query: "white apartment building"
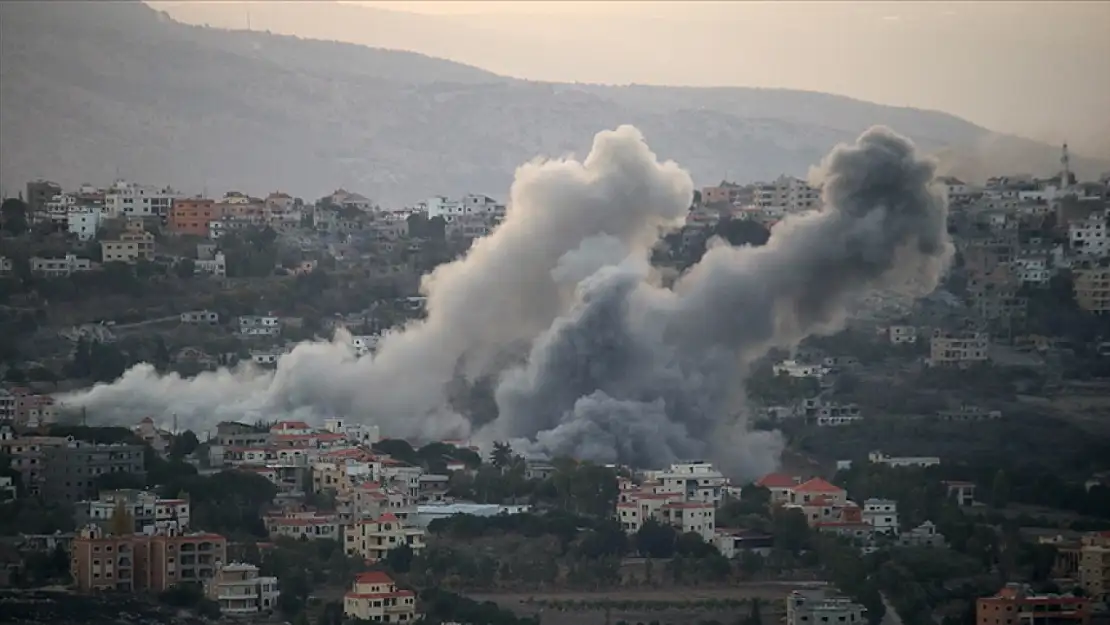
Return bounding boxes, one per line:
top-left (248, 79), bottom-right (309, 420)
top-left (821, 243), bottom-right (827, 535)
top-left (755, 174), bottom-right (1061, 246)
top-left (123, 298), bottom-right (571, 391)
top-left (264, 512), bottom-right (342, 541)
top-left (1069, 211), bottom-right (1109, 258)
top-left (425, 194), bottom-right (506, 222)
top-left (867, 450), bottom-right (940, 468)
top-left (929, 330), bottom-right (990, 367)
top-left (30, 255), bottom-right (92, 277)
top-left (887, 325), bottom-right (918, 345)
top-left (323, 419), bottom-right (381, 445)
top-left (195, 252), bottom-right (227, 277)
top-left (645, 461), bottom-right (728, 506)
top-left (180, 310), bottom-right (219, 325)
top-left (75, 489), bottom-right (191, 533)
top-left (238, 315), bottom-right (280, 337)
top-left (104, 180), bottom-right (182, 218)
top-left (862, 498), bottom-right (899, 535)
top-left (67, 207), bottom-right (102, 241)
top-left (204, 563), bottom-right (279, 614)
top-left (786, 588), bottom-right (867, 625)
top-left (773, 360), bottom-right (830, 379)
top-left (753, 176), bottom-right (821, 214)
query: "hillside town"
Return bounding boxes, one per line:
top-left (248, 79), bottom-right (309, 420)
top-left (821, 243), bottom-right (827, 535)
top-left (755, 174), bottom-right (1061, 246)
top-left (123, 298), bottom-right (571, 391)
top-left (2, 148), bottom-right (1110, 625)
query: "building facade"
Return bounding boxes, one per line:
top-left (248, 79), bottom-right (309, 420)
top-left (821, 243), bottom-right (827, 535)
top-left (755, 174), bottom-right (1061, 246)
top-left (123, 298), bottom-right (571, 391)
top-left (342, 571), bottom-right (418, 623)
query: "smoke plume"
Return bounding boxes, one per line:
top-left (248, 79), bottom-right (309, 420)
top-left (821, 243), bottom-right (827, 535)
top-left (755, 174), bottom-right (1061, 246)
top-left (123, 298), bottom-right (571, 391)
top-left (63, 124), bottom-right (951, 479)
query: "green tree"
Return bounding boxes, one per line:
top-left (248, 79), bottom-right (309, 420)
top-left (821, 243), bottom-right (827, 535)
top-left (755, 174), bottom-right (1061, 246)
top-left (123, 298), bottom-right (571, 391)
top-left (745, 598), bottom-right (763, 625)
top-left (385, 543), bottom-right (415, 574)
top-left (175, 258), bottom-right (196, 279)
top-left (490, 441), bottom-right (514, 471)
top-left (635, 519), bottom-right (677, 558)
top-left (771, 507), bottom-right (810, 554)
top-left (0, 198), bottom-right (29, 235)
top-left (991, 469), bottom-right (1011, 508)
top-left (170, 431), bottom-right (200, 459)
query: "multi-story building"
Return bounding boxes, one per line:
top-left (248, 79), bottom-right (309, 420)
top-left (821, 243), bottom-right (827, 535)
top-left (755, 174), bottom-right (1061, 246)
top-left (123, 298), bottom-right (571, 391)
top-left (101, 220), bottom-right (155, 264)
top-left (9, 389), bottom-right (57, 427)
top-left (976, 583), bottom-right (1089, 625)
top-left (701, 183), bottom-right (752, 207)
top-left (70, 525), bottom-right (138, 591)
top-left (238, 315), bottom-right (280, 337)
top-left (132, 527), bottom-right (228, 591)
top-left (800, 398), bottom-right (863, 426)
top-left (169, 198), bottom-right (220, 237)
top-left (195, 252), bottom-right (227, 277)
top-left (862, 499), bottom-right (899, 535)
top-left (26, 180), bottom-right (63, 220)
top-left (342, 571), bottom-right (418, 623)
top-left (753, 176), bottom-right (821, 215)
top-left (886, 325), bottom-right (918, 345)
top-left (1069, 210), bottom-right (1109, 258)
top-left (42, 440), bottom-right (146, 503)
top-left (1079, 532), bottom-right (1110, 603)
top-left (0, 428), bottom-right (70, 495)
top-left (425, 194), bottom-right (506, 223)
top-left (1073, 261), bottom-right (1110, 315)
top-left (786, 588), bottom-right (867, 625)
top-left (773, 360), bottom-right (830, 379)
top-left (344, 513), bottom-right (426, 563)
top-left (74, 489), bottom-right (190, 534)
top-left (205, 562), bottom-right (280, 614)
top-left (929, 330), bottom-right (990, 367)
top-left (30, 254), bottom-right (92, 277)
top-left (67, 207), bottom-right (102, 241)
top-left (264, 511), bottom-right (343, 542)
top-left (644, 461), bottom-right (728, 507)
top-left (104, 180), bottom-right (181, 219)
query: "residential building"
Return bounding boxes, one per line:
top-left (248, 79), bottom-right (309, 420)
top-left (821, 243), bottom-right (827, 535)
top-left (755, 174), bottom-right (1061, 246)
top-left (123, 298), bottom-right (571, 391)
top-left (0, 257), bottom-right (11, 276)
top-left (786, 588), bottom-right (867, 625)
top-left (800, 398), bottom-right (863, 426)
top-left (862, 499), bottom-right (899, 535)
top-left (104, 180), bottom-right (181, 218)
top-left (342, 571), bottom-right (418, 623)
top-left (322, 419), bottom-right (381, 445)
top-left (264, 512), bottom-right (343, 541)
top-left (1069, 210), bottom-right (1109, 258)
top-left (74, 489), bottom-right (190, 533)
top-left (754, 473), bottom-right (802, 504)
top-left (945, 481), bottom-right (977, 507)
top-left (935, 405), bottom-right (1003, 422)
top-left (170, 198), bottom-right (220, 237)
top-left (1013, 255), bottom-right (1052, 286)
top-left (1073, 261), bottom-right (1110, 315)
top-left (1079, 532), bottom-right (1110, 603)
top-left (101, 220), bottom-right (155, 264)
top-left (133, 417), bottom-right (171, 456)
top-left (70, 525), bottom-right (138, 591)
top-left (250, 349), bottom-right (284, 366)
top-left (0, 475), bottom-right (16, 500)
top-left (976, 583), bottom-right (1089, 625)
top-left (425, 194), bottom-right (506, 222)
top-left (344, 513), bottom-right (426, 562)
top-left (67, 207), bottom-right (102, 241)
top-left (30, 254), bottom-right (92, 277)
top-left (773, 360), bottom-right (830, 379)
top-left (886, 325), bottom-right (918, 345)
top-left (866, 451), bottom-right (940, 469)
top-left (0, 430), bottom-right (70, 495)
top-left (180, 310), bottom-right (219, 325)
top-left (645, 461), bottom-right (728, 507)
top-left (42, 440), bottom-right (146, 503)
top-left (787, 478), bottom-right (847, 506)
top-left (133, 527), bottom-right (228, 591)
top-left (238, 315), bottom-right (280, 337)
top-left (897, 521), bottom-right (946, 548)
top-left (204, 563), bottom-right (279, 614)
top-left (929, 330), bottom-right (990, 367)
top-left (351, 335), bottom-right (381, 357)
top-left (411, 503), bottom-right (531, 528)
top-left (195, 252), bottom-right (227, 277)
top-left (26, 180), bottom-right (62, 219)
top-left (701, 183), bottom-right (752, 206)
top-left (753, 176), bottom-right (821, 215)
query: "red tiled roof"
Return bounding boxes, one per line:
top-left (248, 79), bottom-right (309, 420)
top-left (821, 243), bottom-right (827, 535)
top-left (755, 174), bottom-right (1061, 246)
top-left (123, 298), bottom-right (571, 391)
top-left (354, 571), bottom-right (395, 584)
top-left (793, 478), bottom-right (844, 494)
top-left (756, 473), bottom-right (799, 488)
top-left (345, 591), bottom-right (415, 600)
top-left (376, 513), bottom-right (399, 523)
top-left (662, 502), bottom-right (713, 509)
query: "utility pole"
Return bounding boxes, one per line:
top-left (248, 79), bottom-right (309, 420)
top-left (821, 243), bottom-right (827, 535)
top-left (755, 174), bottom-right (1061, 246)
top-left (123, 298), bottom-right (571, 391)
top-left (173, 413), bottom-right (178, 435)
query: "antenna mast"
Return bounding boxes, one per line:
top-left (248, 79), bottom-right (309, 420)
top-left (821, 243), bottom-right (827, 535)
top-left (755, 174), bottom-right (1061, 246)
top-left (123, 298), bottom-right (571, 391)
top-left (1061, 142), bottom-right (1071, 188)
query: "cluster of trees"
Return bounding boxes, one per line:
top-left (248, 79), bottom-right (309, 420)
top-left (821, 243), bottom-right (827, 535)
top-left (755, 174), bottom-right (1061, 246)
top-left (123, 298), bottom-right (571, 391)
top-left (657, 217), bottom-right (771, 269)
top-left (370, 439), bottom-right (481, 474)
top-left (1, 198), bottom-right (30, 235)
top-left (419, 588), bottom-right (539, 625)
top-left (157, 582), bottom-right (221, 619)
top-left (64, 337), bottom-right (130, 383)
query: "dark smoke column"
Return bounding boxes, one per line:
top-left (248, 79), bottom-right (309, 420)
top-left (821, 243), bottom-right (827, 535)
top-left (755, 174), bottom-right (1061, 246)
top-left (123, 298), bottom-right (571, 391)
top-left (489, 126), bottom-right (954, 479)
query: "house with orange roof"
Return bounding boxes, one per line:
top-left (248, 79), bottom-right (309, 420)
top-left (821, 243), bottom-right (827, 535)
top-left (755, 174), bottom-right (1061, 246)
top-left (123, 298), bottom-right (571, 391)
top-left (343, 513), bottom-right (425, 563)
top-left (787, 478), bottom-right (847, 506)
top-left (755, 472), bottom-right (802, 504)
top-left (343, 570), bottom-right (419, 622)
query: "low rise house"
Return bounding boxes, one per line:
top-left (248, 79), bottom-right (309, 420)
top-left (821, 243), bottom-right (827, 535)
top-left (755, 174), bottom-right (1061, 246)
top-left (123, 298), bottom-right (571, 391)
top-left (929, 330), bottom-right (990, 367)
top-left (976, 583), bottom-right (1089, 625)
top-left (786, 588), bottom-right (867, 625)
top-left (204, 562), bottom-right (279, 614)
top-left (195, 252), bottom-right (227, 277)
top-left (342, 571), bottom-right (418, 623)
top-left (897, 521), bottom-right (946, 548)
top-left (239, 315), bottom-right (280, 337)
top-left (180, 310), bottom-right (219, 325)
top-left (30, 254), bottom-right (92, 277)
top-left (101, 220), bottom-right (155, 264)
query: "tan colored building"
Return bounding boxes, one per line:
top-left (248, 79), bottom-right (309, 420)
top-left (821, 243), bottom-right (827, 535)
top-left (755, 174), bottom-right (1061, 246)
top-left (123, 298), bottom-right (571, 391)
top-left (1073, 265), bottom-right (1110, 314)
top-left (976, 583), bottom-right (1089, 625)
top-left (71, 525), bottom-right (227, 592)
top-left (343, 513), bottom-right (425, 563)
top-left (929, 330), bottom-right (990, 368)
top-left (342, 571), bottom-right (418, 623)
top-left (1079, 532), bottom-right (1110, 603)
top-left (101, 220), bottom-right (155, 264)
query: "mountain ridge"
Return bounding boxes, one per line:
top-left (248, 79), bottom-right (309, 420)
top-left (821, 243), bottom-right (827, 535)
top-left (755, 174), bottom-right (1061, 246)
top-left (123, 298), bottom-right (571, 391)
top-left (1, 0), bottom-right (1104, 204)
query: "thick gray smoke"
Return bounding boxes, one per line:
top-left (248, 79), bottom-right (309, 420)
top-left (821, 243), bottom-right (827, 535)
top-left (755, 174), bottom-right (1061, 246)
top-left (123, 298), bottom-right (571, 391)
top-left (63, 124), bottom-right (951, 479)
top-left (484, 125), bottom-right (953, 476)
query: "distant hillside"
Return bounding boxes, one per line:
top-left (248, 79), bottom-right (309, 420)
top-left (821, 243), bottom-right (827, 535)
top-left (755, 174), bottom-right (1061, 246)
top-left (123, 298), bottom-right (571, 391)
top-left (1, 1), bottom-right (1104, 203)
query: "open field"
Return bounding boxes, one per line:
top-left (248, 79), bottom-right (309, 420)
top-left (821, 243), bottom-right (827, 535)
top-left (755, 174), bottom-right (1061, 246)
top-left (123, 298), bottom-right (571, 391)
top-left (467, 583), bottom-right (822, 625)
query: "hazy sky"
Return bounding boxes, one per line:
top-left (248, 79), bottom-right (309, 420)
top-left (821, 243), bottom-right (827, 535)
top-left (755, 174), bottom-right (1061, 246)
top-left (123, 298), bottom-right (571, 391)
top-left (149, 1), bottom-right (1110, 157)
